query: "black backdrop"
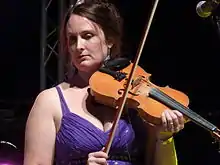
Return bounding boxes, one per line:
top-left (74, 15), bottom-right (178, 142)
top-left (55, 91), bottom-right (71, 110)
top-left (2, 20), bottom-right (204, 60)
top-left (0, 0), bottom-right (220, 164)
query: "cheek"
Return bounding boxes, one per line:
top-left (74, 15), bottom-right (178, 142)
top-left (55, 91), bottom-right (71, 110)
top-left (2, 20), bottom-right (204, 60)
top-left (68, 48), bottom-right (75, 60)
top-left (67, 48), bottom-right (78, 65)
top-left (89, 42), bottom-right (108, 59)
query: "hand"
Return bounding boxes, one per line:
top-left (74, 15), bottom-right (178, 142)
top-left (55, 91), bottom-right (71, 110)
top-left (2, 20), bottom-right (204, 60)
top-left (161, 109), bottom-right (184, 133)
top-left (87, 149), bottom-right (108, 165)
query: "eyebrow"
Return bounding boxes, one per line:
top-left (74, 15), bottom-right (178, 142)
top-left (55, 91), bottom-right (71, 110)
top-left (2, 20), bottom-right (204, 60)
top-left (67, 29), bottom-right (97, 36)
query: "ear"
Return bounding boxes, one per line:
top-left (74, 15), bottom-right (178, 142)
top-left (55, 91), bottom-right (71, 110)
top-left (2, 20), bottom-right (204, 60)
top-left (106, 38), bottom-right (114, 49)
top-left (107, 43), bottom-right (113, 49)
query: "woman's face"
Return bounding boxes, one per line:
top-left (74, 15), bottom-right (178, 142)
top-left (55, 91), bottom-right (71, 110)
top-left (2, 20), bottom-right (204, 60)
top-left (66, 14), bottom-right (112, 72)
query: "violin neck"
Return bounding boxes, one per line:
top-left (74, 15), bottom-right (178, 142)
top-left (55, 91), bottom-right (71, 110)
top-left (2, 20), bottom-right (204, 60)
top-left (149, 88), bottom-right (217, 132)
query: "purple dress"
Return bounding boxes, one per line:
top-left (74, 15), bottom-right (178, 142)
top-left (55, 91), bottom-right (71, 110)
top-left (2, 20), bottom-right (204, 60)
top-left (55, 86), bottom-right (146, 165)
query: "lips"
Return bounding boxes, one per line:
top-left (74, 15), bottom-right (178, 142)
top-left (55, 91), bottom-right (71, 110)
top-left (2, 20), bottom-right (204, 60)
top-left (77, 55), bottom-right (90, 62)
top-left (78, 54), bottom-right (89, 58)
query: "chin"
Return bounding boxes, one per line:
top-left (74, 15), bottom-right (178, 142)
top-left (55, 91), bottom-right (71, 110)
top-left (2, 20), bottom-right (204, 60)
top-left (77, 62), bottom-right (98, 73)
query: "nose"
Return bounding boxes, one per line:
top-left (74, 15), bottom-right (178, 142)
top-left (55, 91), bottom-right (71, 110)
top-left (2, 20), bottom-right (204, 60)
top-left (76, 37), bottom-right (85, 51)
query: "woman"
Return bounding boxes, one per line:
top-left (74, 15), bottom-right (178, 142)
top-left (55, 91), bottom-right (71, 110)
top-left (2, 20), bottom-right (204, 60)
top-left (23, 1), bottom-right (185, 165)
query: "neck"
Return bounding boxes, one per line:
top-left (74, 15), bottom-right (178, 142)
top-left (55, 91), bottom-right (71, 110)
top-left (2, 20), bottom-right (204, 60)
top-left (69, 70), bottom-right (95, 88)
top-left (78, 70), bottom-right (94, 85)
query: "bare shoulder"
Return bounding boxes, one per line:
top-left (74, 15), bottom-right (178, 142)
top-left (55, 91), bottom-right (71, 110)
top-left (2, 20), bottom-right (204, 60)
top-left (33, 87), bottom-right (58, 110)
top-left (30, 82), bottom-right (71, 114)
top-left (35, 88), bottom-right (58, 101)
top-left (29, 85), bottom-right (66, 118)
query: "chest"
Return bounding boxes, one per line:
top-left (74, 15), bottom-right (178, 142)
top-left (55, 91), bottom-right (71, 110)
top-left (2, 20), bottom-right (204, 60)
top-left (55, 115), bottom-right (138, 161)
top-left (61, 89), bottom-right (117, 132)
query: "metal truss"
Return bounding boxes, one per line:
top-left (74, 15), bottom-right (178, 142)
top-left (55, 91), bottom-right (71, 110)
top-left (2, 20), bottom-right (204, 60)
top-left (40, 0), bottom-right (77, 90)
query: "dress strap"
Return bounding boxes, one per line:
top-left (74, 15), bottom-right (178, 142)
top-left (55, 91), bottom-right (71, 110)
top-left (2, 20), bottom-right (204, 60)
top-left (55, 86), bottom-right (70, 115)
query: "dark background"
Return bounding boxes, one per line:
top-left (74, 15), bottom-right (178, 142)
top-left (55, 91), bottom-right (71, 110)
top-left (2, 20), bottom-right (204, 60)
top-left (0, 0), bottom-right (220, 164)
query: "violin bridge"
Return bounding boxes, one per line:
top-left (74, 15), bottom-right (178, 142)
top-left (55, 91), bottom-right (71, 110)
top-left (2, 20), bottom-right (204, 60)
top-left (131, 76), bottom-right (143, 89)
top-left (128, 76), bottom-right (151, 96)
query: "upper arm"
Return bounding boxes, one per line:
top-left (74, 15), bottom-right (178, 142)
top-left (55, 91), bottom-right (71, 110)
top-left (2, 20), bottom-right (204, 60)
top-left (23, 89), bottom-right (57, 165)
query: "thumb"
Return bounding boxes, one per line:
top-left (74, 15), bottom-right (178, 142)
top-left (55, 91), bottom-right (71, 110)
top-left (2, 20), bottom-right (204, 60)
top-left (101, 147), bottom-right (108, 155)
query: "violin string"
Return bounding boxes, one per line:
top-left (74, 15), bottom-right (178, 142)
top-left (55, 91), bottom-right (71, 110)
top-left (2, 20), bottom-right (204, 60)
top-left (150, 88), bottom-right (217, 131)
top-left (154, 88), bottom-right (212, 124)
top-left (150, 88), bottom-right (201, 119)
top-left (151, 88), bottom-right (214, 129)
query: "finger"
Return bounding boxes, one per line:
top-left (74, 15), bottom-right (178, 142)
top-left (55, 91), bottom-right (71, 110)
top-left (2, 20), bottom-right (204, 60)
top-left (87, 157), bottom-right (107, 164)
top-left (161, 111), bottom-right (167, 131)
top-left (164, 110), bottom-right (174, 132)
top-left (167, 110), bottom-right (179, 132)
top-left (88, 151), bottom-right (108, 159)
top-left (173, 110), bottom-right (184, 130)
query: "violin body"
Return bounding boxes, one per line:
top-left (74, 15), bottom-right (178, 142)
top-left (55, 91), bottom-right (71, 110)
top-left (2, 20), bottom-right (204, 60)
top-left (89, 62), bottom-right (189, 125)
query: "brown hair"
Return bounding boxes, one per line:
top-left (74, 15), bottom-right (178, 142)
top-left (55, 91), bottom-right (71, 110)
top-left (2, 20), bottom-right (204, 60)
top-left (60, 0), bottom-right (123, 74)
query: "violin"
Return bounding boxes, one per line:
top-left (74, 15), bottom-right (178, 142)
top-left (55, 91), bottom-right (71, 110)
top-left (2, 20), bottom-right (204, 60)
top-left (90, 59), bottom-right (220, 137)
top-left (90, 0), bottom-right (220, 154)
top-left (90, 60), bottom-right (190, 125)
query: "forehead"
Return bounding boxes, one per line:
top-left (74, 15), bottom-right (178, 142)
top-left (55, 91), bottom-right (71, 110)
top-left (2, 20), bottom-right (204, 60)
top-left (66, 14), bottom-right (102, 34)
